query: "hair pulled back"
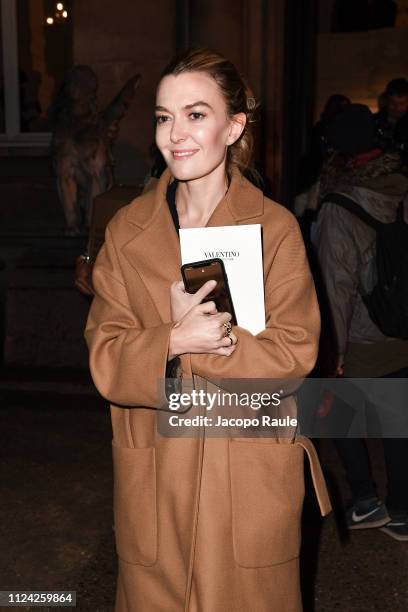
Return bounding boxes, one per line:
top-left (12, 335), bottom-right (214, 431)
top-left (161, 48), bottom-right (257, 174)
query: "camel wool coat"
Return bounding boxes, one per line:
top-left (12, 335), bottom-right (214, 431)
top-left (85, 168), bottom-right (331, 612)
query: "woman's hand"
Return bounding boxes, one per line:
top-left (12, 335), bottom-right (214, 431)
top-left (169, 300), bottom-right (238, 360)
top-left (170, 279), bottom-right (216, 322)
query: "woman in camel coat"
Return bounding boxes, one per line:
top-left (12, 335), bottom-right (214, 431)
top-left (85, 48), bottom-right (331, 612)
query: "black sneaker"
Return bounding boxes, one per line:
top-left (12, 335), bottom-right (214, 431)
top-left (346, 497), bottom-right (390, 530)
top-left (380, 515), bottom-right (408, 542)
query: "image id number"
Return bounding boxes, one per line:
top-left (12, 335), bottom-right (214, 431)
top-left (0, 591), bottom-right (76, 607)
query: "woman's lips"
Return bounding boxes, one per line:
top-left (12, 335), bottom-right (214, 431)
top-left (171, 149), bottom-right (199, 160)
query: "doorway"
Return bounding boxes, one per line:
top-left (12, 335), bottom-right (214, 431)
top-left (0, 0), bottom-right (73, 149)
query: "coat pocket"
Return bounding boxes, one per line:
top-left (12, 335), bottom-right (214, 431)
top-left (229, 440), bottom-right (304, 568)
top-left (112, 443), bottom-right (157, 566)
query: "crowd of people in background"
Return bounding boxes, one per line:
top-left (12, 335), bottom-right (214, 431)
top-left (296, 77), bottom-right (408, 542)
top-left (297, 77), bottom-right (408, 199)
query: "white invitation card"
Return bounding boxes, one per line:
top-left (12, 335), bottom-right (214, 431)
top-left (179, 224), bottom-right (265, 335)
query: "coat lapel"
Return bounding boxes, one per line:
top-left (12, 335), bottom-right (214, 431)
top-left (207, 168), bottom-right (264, 227)
top-left (121, 167), bottom-right (265, 323)
top-left (121, 170), bottom-right (181, 323)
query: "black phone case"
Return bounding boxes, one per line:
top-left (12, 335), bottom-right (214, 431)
top-left (181, 258), bottom-right (237, 325)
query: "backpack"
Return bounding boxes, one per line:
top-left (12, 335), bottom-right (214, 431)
top-left (320, 192), bottom-right (408, 339)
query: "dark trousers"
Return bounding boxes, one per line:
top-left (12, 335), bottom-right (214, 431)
top-left (334, 367), bottom-right (408, 515)
top-left (334, 437), bottom-right (408, 514)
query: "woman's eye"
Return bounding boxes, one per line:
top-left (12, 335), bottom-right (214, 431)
top-left (155, 115), bottom-right (170, 124)
top-left (189, 112), bottom-right (205, 120)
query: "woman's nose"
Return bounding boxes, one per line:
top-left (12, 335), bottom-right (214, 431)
top-left (170, 119), bottom-right (187, 143)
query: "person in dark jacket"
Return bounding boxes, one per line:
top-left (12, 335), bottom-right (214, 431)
top-left (297, 94), bottom-right (351, 194)
top-left (316, 104), bottom-right (408, 541)
top-left (375, 77), bottom-right (408, 154)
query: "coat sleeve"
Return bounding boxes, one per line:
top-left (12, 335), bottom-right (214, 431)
top-left (316, 202), bottom-right (359, 362)
top-left (85, 225), bottom-right (173, 408)
top-left (190, 219), bottom-right (321, 381)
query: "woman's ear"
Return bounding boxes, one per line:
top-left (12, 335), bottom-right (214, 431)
top-left (227, 113), bottom-right (247, 145)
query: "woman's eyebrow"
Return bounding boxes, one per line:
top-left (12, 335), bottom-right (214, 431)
top-left (155, 101), bottom-right (213, 112)
top-left (184, 101), bottom-right (212, 110)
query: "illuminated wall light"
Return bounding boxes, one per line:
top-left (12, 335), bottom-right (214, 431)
top-left (57, 2), bottom-right (64, 9)
top-left (46, 17), bottom-right (54, 24)
top-left (62, 10), bottom-right (68, 18)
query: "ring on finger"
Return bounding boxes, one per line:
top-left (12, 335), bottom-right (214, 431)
top-left (223, 321), bottom-right (232, 337)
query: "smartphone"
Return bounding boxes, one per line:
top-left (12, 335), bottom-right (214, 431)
top-left (181, 258), bottom-right (237, 325)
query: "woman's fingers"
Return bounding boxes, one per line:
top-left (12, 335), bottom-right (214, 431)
top-left (193, 279), bottom-right (217, 304)
top-left (215, 312), bottom-right (233, 340)
top-left (215, 333), bottom-right (238, 350)
top-left (176, 300), bottom-right (237, 355)
top-left (194, 302), bottom-right (234, 321)
top-left (171, 280), bottom-right (186, 293)
top-left (218, 331), bottom-right (238, 346)
top-left (213, 311), bottom-right (232, 325)
top-left (211, 344), bottom-right (237, 356)
top-left (197, 300), bottom-right (218, 315)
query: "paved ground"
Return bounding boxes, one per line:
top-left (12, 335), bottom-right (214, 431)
top-left (0, 388), bottom-right (115, 612)
top-left (0, 383), bottom-right (407, 612)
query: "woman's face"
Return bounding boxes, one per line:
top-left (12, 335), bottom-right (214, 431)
top-left (155, 71), bottom-right (245, 181)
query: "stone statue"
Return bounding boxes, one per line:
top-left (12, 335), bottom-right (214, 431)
top-left (50, 65), bottom-right (140, 235)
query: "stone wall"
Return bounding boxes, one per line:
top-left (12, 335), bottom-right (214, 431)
top-left (72, 1), bottom-right (287, 194)
top-left (316, 27), bottom-right (408, 118)
top-left (73, 0), bottom-right (177, 184)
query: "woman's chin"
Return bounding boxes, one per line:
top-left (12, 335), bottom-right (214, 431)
top-left (166, 162), bottom-right (222, 183)
top-left (167, 165), bottom-right (201, 181)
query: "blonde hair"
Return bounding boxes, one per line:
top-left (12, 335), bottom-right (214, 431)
top-left (160, 48), bottom-right (257, 174)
